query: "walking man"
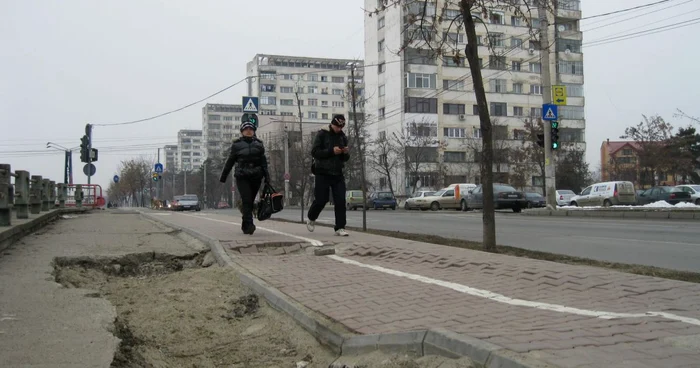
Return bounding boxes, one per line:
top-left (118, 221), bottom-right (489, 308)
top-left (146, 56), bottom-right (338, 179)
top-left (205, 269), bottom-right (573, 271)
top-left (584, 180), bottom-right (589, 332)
top-left (306, 114), bottom-right (350, 236)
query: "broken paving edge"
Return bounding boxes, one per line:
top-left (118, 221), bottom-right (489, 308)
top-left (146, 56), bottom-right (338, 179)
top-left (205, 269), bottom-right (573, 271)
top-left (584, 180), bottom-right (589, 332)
top-left (139, 211), bottom-right (559, 368)
top-left (0, 208), bottom-right (90, 253)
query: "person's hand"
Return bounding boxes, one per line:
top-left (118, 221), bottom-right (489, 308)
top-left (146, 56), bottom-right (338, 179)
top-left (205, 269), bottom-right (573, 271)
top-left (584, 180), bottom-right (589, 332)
top-left (333, 146), bottom-right (343, 155)
top-left (342, 147), bottom-right (349, 154)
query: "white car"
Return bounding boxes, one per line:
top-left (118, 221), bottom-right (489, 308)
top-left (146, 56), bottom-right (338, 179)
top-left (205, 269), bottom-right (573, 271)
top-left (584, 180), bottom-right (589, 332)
top-left (404, 191), bottom-right (435, 210)
top-left (569, 181), bottom-right (636, 207)
top-left (676, 185), bottom-right (700, 205)
top-left (556, 189), bottom-right (576, 207)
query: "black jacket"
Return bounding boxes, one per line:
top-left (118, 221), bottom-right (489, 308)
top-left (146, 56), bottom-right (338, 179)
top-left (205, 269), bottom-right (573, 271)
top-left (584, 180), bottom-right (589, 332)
top-left (219, 136), bottom-right (269, 182)
top-left (311, 125), bottom-right (350, 176)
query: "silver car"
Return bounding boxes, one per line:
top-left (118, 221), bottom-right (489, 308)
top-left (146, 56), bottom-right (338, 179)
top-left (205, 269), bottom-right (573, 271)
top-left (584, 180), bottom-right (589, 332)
top-left (172, 194), bottom-right (201, 211)
top-left (404, 191), bottom-right (434, 210)
top-left (556, 190), bottom-right (576, 207)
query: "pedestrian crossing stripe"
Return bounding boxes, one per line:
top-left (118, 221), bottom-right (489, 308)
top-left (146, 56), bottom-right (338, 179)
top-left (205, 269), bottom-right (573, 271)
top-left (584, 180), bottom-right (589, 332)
top-left (544, 108), bottom-right (556, 119)
top-left (244, 99), bottom-right (258, 112)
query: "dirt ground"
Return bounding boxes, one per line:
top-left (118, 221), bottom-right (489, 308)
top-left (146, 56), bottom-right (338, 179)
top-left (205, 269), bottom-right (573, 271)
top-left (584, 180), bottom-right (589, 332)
top-left (52, 251), bottom-right (474, 368)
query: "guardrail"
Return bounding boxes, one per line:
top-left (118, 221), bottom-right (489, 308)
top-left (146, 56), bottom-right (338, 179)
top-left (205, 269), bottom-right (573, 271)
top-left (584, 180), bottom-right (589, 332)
top-left (0, 163), bottom-right (92, 226)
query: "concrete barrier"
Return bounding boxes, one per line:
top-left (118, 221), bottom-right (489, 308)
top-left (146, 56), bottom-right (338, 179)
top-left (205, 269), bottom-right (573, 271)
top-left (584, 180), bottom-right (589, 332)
top-left (524, 208), bottom-right (700, 220)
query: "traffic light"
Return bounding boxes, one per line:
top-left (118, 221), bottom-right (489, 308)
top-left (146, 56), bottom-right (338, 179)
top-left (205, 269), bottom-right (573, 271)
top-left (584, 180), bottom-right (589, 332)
top-left (536, 133), bottom-right (545, 148)
top-left (80, 135), bottom-right (90, 163)
top-left (242, 113), bottom-right (258, 128)
top-left (152, 173), bottom-right (159, 182)
top-left (551, 121), bottom-right (560, 150)
top-left (90, 148), bottom-right (98, 163)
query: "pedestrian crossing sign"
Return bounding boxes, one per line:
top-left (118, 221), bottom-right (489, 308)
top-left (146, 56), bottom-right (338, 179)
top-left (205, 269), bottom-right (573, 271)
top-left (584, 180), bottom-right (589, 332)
top-left (542, 103), bottom-right (558, 121)
top-left (242, 96), bottom-right (259, 113)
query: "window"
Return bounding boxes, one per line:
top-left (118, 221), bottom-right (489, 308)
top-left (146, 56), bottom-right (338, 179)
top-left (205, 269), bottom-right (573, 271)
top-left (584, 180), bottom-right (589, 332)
top-left (332, 101), bottom-right (344, 107)
top-left (308, 86), bottom-right (318, 94)
top-left (560, 128), bottom-right (584, 142)
top-left (407, 123), bottom-right (438, 138)
top-left (444, 127), bottom-right (466, 138)
top-left (332, 89), bottom-right (344, 95)
top-left (321, 87), bottom-right (329, 94)
top-left (530, 107), bottom-right (542, 117)
top-left (443, 79), bottom-right (465, 91)
top-left (260, 96), bottom-right (276, 105)
top-left (532, 176), bottom-right (544, 187)
top-left (513, 129), bottom-right (526, 139)
top-left (296, 86), bottom-right (304, 93)
top-left (622, 149), bottom-right (633, 156)
top-left (488, 33), bottom-right (505, 47)
top-left (530, 84), bottom-right (542, 95)
top-left (379, 131), bottom-right (387, 140)
top-left (490, 12), bottom-right (504, 24)
top-left (308, 111), bottom-right (318, 119)
top-left (407, 73), bottom-right (437, 88)
top-left (443, 103), bottom-right (465, 115)
top-left (489, 79), bottom-right (507, 93)
top-left (473, 128), bottom-right (482, 138)
top-left (405, 97), bottom-right (438, 113)
top-left (513, 106), bottom-right (524, 116)
top-left (208, 114), bottom-right (221, 121)
top-left (445, 9), bottom-right (461, 20)
top-left (493, 126), bottom-right (509, 140)
top-left (223, 116), bottom-right (233, 121)
top-left (322, 113), bottom-right (328, 120)
top-left (378, 108), bottom-right (385, 119)
top-left (472, 105), bottom-right (479, 115)
top-left (489, 56), bottom-right (506, 70)
top-left (512, 61), bottom-right (521, 71)
top-left (443, 57), bottom-right (466, 67)
top-left (321, 76), bottom-right (328, 82)
top-left (280, 99), bottom-right (294, 106)
top-left (559, 106), bottom-right (585, 120)
top-left (443, 32), bottom-right (465, 44)
top-left (529, 62), bottom-right (541, 73)
top-left (260, 72), bottom-right (276, 80)
top-left (512, 83), bottom-right (523, 94)
top-left (490, 102), bottom-right (507, 117)
top-left (321, 100), bottom-right (328, 107)
top-left (558, 60), bottom-right (584, 75)
top-left (297, 100), bottom-right (304, 106)
top-left (308, 98), bottom-right (318, 106)
top-left (378, 39), bottom-right (385, 51)
top-left (444, 151), bottom-right (467, 162)
top-left (280, 86), bottom-right (294, 93)
top-left (281, 112), bottom-right (294, 116)
top-left (563, 83), bottom-right (584, 97)
top-left (378, 16), bottom-right (385, 29)
top-left (332, 76), bottom-right (344, 83)
top-left (511, 38), bottom-right (523, 49)
top-left (378, 84), bottom-right (386, 96)
top-left (557, 38), bottom-right (582, 54)
top-left (405, 48), bottom-right (436, 65)
top-left (559, 21), bottom-right (578, 31)
top-left (261, 109), bottom-right (276, 115)
top-left (531, 18), bottom-right (541, 28)
top-left (511, 16), bottom-right (523, 26)
top-left (558, 0), bottom-right (581, 11)
top-left (378, 63), bottom-right (385, 73)
top-left (309, 74), bottom-right (318, 81)
top-left (260, 84), bottom-right (275, 92)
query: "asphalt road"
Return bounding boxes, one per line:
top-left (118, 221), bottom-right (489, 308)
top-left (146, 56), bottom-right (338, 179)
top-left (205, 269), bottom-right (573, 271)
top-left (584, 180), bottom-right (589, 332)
top-left (205, 207), bottom-right (700, 272)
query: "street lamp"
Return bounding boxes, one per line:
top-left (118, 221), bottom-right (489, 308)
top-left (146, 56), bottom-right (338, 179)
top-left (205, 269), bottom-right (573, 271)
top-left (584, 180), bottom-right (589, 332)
top-left (46, 142), bottom-right (77, 184)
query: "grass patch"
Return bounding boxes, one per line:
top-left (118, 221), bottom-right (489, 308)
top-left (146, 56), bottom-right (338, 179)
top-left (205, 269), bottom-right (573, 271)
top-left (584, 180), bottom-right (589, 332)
top-left (271, 218), bottom-right (700, 284)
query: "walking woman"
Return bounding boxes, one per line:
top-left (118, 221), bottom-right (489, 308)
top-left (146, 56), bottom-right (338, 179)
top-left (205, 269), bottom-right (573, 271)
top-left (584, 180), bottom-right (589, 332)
top-left (219, 118), bottom-right (270, 235)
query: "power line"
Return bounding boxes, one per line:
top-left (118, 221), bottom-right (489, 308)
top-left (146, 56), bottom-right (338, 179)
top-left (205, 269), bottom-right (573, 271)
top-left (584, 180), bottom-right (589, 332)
top-left (583, 0), bottom-right (696, 32)
top-left (585, 16), bottom-right (700, 47)
top-left (581, 0), bottom-right (676, 20)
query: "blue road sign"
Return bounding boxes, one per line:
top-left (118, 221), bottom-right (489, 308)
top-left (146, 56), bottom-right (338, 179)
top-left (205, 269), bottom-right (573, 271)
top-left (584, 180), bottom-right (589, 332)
top-left (242, 96), bottom-right (259, 113)
top-left (154, 163), bottom-right (163, 173)
top-left (542, 103), bottom-right (558, 121)
top-left (113, 175), bottom-right (119, 183)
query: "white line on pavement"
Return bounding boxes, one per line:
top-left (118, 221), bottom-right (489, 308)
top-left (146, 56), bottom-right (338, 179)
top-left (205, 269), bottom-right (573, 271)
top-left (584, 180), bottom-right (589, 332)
top-left (327, 255), bottom-right (700, 327)
top-left (178, 213), bottom-right (324, 246)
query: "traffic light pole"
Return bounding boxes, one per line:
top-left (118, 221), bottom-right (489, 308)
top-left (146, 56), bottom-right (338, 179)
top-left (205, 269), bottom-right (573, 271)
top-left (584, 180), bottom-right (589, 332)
top-left (86, 124), bottom-right (92, 187)
top-left (538, 3), bottom-right (557, 209)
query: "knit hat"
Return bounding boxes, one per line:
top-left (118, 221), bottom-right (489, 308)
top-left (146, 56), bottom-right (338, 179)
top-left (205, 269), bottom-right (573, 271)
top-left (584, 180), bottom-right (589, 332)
top-left (240, 121), bottom-right (256, 132)
top-left (331, 114), bottom-right (346, 127)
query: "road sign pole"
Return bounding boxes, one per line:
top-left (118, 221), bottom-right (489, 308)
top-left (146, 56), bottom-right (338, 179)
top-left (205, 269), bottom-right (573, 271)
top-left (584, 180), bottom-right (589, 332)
top-left (86, 124), bottom-right (92, 186)
top-left (157, 148), bottom-right (161, 201)
top-left (284, 127), bottom-right (290, 206)
top-left (538, 3), bottom-right (557, 209)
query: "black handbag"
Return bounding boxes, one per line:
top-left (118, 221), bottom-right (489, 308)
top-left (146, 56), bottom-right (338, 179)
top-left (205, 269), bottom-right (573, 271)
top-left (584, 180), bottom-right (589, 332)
top-left (256, 184), bottom-right (284, 221)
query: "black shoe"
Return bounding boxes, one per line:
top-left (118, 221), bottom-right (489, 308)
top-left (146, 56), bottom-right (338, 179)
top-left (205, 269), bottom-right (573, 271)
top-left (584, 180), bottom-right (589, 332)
top-left (249, 224), bottom-right (256, 235)
top-left (242, 223), bottom-right (256, 235)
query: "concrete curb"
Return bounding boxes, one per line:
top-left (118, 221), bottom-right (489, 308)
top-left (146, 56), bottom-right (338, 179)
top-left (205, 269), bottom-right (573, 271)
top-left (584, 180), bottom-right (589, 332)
top-left (140, 211), bottom-right (558, 368)
top-left (0, 208), bottom-right (89, 253)
top-left (524, 208), bottom-right (700, 220)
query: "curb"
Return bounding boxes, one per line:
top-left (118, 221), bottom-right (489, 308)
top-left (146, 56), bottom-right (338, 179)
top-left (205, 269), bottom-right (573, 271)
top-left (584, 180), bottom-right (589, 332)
top-left (0, 208), bottom-right (89, 253)
top-left (140, 211), bottom-right (558, 368)
top-left (524, 208), bottom-right (700, 220)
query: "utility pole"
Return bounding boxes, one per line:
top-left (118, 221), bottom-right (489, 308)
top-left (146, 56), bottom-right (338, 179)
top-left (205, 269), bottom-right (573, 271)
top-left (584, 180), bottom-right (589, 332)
top-left (157, 148), bottom-right (161, 201)
top-left (538, 2), bottom-right (557, 209)
top-left (184, 168), bottom-right (188, 195)
top-left (295, 90), bottom-right (305, 222)
top-left (350, 63), bottom-right (367, 231)
top-left (203, 161), bottom-right (207, 209)
top-left (284, 126), bottom-right (290, 206)
top-left (86, 124), bottom-right (92, 186)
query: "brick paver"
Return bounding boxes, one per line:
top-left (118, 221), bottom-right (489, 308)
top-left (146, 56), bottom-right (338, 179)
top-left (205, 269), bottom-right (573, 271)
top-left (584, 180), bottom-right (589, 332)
top-left (156, 211), bottom-right (700, 367)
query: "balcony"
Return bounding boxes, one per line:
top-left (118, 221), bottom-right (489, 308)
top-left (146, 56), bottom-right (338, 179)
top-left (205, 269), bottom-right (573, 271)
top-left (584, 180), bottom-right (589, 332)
top-left (556, 0), bottom-right (581, 19)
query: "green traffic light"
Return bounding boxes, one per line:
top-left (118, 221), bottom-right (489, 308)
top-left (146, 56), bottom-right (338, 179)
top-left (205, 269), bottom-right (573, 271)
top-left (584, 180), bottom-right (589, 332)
top-left (552, 142), bottom-right (560, 150)
top-left (551, 121), bottom-right (559, 129)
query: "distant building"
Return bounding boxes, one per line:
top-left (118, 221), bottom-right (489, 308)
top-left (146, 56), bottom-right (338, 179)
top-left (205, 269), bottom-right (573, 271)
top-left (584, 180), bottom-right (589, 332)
top-left (163, 144), bottom-right (178, 172)
top-left (600, 139), bottom-right (675, 188)
top-left (202, 103), bottom-right (244, 160)
top-left (177, 130), bottom-right (204, 171)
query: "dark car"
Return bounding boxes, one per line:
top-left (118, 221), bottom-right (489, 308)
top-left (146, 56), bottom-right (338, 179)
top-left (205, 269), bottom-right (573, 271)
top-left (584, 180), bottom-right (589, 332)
top-left (637, 186), bottom-right (692, 206)
top-left (524, 192), bottom-right (546, 208)
top-left (367, 191), bottom-right (397, 210)
top-left (466, 183), bottom-right (528, 213)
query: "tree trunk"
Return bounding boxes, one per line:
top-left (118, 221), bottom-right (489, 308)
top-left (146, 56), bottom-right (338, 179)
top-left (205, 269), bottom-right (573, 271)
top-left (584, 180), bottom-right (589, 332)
top-left (462, 0), bottom-right (496, 252)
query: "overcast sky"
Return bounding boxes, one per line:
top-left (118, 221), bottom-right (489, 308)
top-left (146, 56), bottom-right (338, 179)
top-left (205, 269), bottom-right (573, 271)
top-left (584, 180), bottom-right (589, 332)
top-left (2, 0), bottom-right (698, 192)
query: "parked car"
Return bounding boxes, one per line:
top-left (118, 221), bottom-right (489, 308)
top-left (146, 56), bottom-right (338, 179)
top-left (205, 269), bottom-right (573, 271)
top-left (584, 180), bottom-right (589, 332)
top-left (676, 185), bottom-right (700, 205)
top-left (637, 186), bottom-right (692, 206)
top-left (465, 184), bottom-right (528, 213)
top-left (525, 192), bottom-right (546, 208)
top-left (568, 181), bottom-right (636, 207)
top-left (404, 191), bottom-right (434, 210)
top-left (420, 188), bottom-right (463, 211)
top-left (171, 194), bottom-right (201, 211)
top-left (345, 190), bottom-right (365, 210)
top-left (367, 191), bottom-right (397, 210)
top-left (556, 189), bottom-right (576, 207)
top-left (446, 183), bottom-right (478, 211)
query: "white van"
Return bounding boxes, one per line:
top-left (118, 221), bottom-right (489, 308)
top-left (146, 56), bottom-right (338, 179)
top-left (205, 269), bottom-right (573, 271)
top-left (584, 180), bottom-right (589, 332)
top-left (446, 183), bottom-right (477, 211)
top-left (569, 181), bottom-right (636, 207)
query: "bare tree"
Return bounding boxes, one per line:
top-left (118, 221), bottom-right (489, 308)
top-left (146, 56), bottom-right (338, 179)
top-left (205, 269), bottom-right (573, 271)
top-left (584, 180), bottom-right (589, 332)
top-left (461, 118), bottom-right (512, 184)
top-left (368, 135), bottom-right (400, 195)
top-left (510, 118), bottom-right (545, 193)
top-left (369, 0), bottom-right (552, 251)
top-left (675, 109), bottom-right (700, 125)
top-left (392, 117), bottom-right (443, 194)
top-left (621, 115), bottom-right (675, 187)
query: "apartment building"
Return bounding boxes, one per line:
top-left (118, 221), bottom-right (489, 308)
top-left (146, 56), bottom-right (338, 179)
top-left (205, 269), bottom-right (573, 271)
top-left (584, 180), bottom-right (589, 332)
top-left (202, 103), bottom-right (244, 159)
top-left (364, 0), bottom-right (585, 194)
top-left (176, 130), bottom-right (204, 171)
top-left (163, 144), bottom-right (178, 172)
top-left (245, 54), bottom-right (365, 127)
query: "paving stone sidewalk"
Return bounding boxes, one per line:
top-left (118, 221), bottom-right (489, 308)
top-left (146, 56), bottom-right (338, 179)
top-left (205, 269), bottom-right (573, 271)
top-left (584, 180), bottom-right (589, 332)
top-left (157, 211), bottom-right (700, 367)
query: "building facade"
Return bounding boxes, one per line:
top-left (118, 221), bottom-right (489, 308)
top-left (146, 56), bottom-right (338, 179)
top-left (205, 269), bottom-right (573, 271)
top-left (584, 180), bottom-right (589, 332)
top-left (202, 103), bottom-right (244, 160)
top-left (601, 140), bottom-right (677, 188)
top-left (176, 129), bottom-right (204, 171)
top-left (163, 144), bottom-right (178, 172)
top-left (364, 0), bottom-right (585, 194)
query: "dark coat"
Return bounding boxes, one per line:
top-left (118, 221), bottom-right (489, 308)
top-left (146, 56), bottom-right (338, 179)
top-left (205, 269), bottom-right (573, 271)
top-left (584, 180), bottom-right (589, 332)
top-left (311, 125), bottom-right (350, 176)
top-left (219, 136), bottom-right (269, 182)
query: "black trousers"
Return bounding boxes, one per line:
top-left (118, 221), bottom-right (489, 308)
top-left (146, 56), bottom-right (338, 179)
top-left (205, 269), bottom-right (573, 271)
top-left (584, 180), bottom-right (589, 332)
top-left (308, 174), bottom-right (346, 231)
top-left (236, 176), bottom-right (262, 230)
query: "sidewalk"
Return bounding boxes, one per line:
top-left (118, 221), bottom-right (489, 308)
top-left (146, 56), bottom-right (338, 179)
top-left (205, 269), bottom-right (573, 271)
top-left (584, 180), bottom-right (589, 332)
top-left (147, 210), bottom-right (700, 368)
top-left (0, 210), bottom-right (205, 367)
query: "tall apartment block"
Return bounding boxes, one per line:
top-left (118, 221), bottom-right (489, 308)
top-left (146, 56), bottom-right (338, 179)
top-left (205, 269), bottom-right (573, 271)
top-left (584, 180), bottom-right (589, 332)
top-left (364, 0), bottom-right (585, 194)
top-left (163, 144), bottom-right (178, 172)
top-left (176, 129), bottom-right (204, 171)
top-left (202, 103), bottom-right (244, 160)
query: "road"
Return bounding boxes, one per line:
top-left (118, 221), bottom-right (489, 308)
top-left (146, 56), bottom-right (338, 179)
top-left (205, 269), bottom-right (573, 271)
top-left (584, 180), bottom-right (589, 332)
top-left (206, 207), bottom-right (700, 272)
